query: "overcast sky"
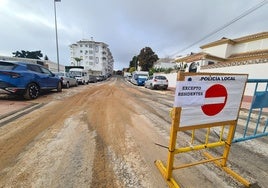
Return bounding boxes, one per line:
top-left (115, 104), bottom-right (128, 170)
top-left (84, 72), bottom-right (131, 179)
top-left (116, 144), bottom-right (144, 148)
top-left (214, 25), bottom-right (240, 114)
top-left (0, 0), bottom-right (267, 70)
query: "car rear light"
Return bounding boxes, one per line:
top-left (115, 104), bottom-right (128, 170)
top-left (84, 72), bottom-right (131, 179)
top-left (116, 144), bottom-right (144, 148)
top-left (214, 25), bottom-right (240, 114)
top-left (154, 79), bottom-right (158, 82)
top-left (1, 71), bottom-right (21, 78)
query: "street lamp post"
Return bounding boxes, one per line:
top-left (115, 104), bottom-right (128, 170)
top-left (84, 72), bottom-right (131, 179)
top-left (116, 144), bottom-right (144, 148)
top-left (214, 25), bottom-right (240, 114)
top-left (54, 0), bottom-right (60, 72)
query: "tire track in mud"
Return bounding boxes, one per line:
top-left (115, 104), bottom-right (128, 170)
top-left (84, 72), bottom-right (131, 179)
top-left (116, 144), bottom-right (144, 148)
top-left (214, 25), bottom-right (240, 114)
top-left (91, 130), bottom-right (120, 188)
top-left (84, 82), bottom-right (152, 187)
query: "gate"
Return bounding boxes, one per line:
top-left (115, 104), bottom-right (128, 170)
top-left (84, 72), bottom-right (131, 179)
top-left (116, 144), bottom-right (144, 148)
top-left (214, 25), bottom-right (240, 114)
top-left (233, 79), bottom-right (268, 143)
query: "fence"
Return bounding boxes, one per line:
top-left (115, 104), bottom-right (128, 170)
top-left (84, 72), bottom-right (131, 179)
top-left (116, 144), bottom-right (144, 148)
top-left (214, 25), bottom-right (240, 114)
top-left (233, 79), bottom-right (268, 142)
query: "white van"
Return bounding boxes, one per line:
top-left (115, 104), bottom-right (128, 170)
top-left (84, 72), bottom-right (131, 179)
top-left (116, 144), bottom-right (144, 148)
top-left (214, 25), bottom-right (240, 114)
top-left (69, 68), bottom-right (89, 85)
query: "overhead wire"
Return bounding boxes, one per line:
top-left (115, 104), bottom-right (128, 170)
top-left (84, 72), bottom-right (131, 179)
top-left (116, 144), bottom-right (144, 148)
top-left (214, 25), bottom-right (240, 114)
top-left (171, 0), bottom-right (268, 57)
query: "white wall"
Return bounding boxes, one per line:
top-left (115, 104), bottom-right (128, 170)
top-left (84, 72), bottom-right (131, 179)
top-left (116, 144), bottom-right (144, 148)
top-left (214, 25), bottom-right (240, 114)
top-left (164, 63), bottom-right (268, 96)
top-left (200, 63), bottom-right (268, 79)
top-left (203, 43), bottom-right (229, 58)
top-left (200, 63), bottom-right (268, 96)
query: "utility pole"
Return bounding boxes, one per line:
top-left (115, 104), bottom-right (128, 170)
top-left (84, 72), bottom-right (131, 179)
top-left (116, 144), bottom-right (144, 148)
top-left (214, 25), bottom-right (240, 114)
top-left (54, 0), bottom-right (61, 72)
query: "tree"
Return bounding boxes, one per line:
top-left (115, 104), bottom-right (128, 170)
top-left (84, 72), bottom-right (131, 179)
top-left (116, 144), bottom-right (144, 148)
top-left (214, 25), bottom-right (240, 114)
top-left (12, 50), bottom-right (43, 59)
top-left (129, 56), bottom-right (138, 69)
top-left (129, 67), bottom-right (136, 73)
top-left (138, 47), bottom-right (159, 71)
top-left (44, 55), bottom-right (49, 60)
top-left (74, 57), bottom-right (83, 66)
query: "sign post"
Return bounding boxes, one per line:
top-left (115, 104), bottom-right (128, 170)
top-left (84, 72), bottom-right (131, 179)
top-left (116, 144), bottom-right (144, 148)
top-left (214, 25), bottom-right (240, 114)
top-left (155, 71), bottom-right (250, 187)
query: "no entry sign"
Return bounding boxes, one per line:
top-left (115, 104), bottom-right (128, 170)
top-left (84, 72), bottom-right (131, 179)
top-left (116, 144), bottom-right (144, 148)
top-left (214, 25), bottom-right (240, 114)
top-left (201, 84), bottom-right (227, 116)
top-left (174, 74), bottom-right (248, 127)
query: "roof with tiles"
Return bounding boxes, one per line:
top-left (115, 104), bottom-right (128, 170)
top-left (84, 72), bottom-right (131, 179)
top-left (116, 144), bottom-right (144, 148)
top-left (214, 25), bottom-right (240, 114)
top-left (176, 52), bottom-right (226, 62)
top-left (200, 32), bottom-right (268, 49)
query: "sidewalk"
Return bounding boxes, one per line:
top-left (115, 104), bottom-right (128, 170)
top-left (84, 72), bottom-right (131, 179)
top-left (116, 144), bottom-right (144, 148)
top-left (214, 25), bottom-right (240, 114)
top-left (0, 100), bottom-right (33, 117)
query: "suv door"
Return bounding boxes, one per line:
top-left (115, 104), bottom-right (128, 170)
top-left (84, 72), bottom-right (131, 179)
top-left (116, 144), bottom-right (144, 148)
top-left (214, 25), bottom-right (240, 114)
top-left (27, 64), bottom-right (57, 89)
top-left (40, 67), bottom-right (59, 88)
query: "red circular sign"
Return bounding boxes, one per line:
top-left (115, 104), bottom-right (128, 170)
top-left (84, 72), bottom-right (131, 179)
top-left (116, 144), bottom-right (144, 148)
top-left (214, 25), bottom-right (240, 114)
top-left (201, 84), bottom-right (228, 116)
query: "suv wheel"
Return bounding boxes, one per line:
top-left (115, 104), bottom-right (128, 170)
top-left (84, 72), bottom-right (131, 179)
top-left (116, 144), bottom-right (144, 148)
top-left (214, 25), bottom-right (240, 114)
top-left (23, 83), bottom-right (39, 100)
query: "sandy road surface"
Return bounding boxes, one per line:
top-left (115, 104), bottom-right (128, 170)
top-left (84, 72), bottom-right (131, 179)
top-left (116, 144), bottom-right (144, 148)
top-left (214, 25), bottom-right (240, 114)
top-left (0, 76), bottom-right (267, 188)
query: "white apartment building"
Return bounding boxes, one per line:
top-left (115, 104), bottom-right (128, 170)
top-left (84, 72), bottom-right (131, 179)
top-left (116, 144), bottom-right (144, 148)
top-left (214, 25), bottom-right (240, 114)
top-left (69, 39), bottom-right (114, 75)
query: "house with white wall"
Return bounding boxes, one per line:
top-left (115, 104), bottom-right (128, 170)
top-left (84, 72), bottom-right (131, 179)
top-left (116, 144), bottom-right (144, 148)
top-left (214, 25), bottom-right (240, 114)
top-left (164, 32), bottom-right (268, 93)
top-left (174, 32), bottom-right (268, 76)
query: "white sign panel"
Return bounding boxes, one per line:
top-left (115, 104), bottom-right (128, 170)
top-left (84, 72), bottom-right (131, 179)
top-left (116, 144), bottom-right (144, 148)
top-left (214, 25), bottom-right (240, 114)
top-left (173, 74), bottom-right (248, 127)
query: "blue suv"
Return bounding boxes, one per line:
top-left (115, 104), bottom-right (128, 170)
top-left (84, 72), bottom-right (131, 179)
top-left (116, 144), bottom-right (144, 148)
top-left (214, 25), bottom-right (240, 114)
top-left (0, 60), bottom-right (62, 99)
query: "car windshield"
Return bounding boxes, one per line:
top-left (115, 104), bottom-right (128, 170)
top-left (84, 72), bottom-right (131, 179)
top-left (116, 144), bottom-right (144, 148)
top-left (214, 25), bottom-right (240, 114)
top-left (138, 75), bottom-right (148, 79)
top-left (55, 72), bottom-right (65, 76)
top-left (70, 71), bottom-right (82, 76)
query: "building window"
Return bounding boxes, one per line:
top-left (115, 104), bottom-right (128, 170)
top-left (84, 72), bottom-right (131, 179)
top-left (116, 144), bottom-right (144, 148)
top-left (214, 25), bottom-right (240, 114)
top-left (89, 44), bottom-right (93, 48)
top-left (80, 50), bottom-right (83, 53)
top-left (89, 50), bottom-right (93, 54)
top-left (89, 56), bottom-right (93, 60)
top-left (208, 61), bottom-right (215, 65)
top-left (96, 57), bottom-right (99, 63)
top-left (95, 46), bottom-right (99, 52)
top-left (189, 62), bottom-right (197, 73)
top-left (85, 50), bottom-right (88, 55)
top-left (80, 44), bottom-right (83, 47)
top-left (85, 44), bottom-right (88, 47)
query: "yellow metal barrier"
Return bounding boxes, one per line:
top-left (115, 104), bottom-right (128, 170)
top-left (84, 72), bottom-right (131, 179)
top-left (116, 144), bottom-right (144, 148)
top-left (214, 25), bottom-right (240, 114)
top-left (155, 72), bottom-right (250, 188)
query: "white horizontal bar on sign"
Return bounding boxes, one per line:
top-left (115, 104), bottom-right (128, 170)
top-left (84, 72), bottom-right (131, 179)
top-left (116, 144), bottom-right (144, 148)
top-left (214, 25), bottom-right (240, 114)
top-left (204, 97), bottom-right (226, 105)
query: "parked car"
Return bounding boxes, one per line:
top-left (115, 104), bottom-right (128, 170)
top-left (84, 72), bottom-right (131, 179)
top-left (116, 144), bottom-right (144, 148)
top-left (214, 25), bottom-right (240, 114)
top-left (54, 72), bottom-right (78, 88)
top-left (88, 75), bottom-right (97, 83)
top-left (144, 75), bottom-right (168, 90)
top-left (0, 60), bottom-right (62, 99)
top-left (69, 68), bottom-right (89, 85)
top-left (131, 71), bottom-right (149, 86)
top-left (96, 75), bottom-right (105, 82)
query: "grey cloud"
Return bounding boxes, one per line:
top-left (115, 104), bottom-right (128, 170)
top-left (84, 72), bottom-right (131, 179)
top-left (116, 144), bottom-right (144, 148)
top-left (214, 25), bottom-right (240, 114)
top-left (0, 0), bottom-right (267, 70)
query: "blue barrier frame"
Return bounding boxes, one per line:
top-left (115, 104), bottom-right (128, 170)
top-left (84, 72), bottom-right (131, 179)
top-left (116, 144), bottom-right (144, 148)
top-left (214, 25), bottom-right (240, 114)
top-left (233, 79), bottom-right (268, 143)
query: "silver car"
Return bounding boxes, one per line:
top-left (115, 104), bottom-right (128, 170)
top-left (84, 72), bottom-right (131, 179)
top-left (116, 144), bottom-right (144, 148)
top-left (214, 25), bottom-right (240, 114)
top-left (145, 75), bottom-right (168, 90)
top-left (55, 72), bottom-right (78, 88)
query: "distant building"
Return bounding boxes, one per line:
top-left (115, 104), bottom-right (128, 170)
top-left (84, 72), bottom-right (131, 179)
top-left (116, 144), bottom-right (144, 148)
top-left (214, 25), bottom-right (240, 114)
top-left (176, 32), bottom-right (268, 72)
top-left (0, 55), bottom-right (65, 72)
top-left (69, 38), bottom-right (114, 76)
top-left (154, 57), bottom-right (179, 69)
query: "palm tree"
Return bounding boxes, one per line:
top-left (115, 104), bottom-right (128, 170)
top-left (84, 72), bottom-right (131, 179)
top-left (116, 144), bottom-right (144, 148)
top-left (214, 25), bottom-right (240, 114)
top-left (74, 57), bottom-right (83, 66)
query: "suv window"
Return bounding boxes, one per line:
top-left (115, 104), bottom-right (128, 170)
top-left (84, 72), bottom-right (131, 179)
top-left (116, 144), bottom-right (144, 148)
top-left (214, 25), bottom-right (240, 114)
top-left (0, 61), bottom-right (16, 70)
top-left (27, 64), bottom-right (42, 73)
top-left (40, 67), bottom-right (53, 75)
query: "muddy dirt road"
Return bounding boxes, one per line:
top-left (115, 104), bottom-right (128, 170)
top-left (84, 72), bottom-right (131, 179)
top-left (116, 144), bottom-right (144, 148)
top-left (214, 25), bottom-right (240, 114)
top-left (0, 76), bottom-right (267, 188)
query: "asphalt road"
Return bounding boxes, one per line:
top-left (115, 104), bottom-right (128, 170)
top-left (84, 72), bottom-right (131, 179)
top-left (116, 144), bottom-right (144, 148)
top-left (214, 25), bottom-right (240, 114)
top-left (0, 76), bottom-right (267, 188)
